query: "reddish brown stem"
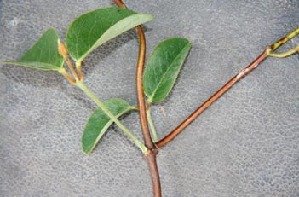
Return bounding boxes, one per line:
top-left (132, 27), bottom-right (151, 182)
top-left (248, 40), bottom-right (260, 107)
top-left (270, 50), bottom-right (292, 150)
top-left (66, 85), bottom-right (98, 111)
top-left (156, 27), bottom-right (299, 148)
top-left (114, 0), bottom-right (161, 197)
top-left (134, 25), bottom-right (161, 195)
top-left (114, 0), bottom-right (126, 8)
top-left (136, 28), bottom-right (162, 196)
top-left (135, 26), bottom-right (155, 149)
top-left (146, 149), bottom-right (161, 197)
top-left (156, 49), bottom-right (268, 148)
top-left (113, 0), bottom-right (154, 152)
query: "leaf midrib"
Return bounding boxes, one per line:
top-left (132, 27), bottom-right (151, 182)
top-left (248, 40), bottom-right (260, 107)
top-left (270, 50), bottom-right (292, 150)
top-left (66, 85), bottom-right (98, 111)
top-left (83, 104), bottom-right (134, 154)
top-left (84, 111), bottom-right (124, 154)
top-left (2, 61), bottom-right (63, 71)
top-left (75, 13), bottom-right (151, 62)
top-left (148, 43), bottom-right (190, 102)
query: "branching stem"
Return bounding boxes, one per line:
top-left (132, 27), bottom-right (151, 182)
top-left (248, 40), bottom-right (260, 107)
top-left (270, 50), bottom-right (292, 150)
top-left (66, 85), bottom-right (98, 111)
top-left (114, 1), bottom-right (162, 197)
top-left (59, 42), bottom-right (79, 81)
top-left (58, 68), bottom-right (76, 85)
top-left (115, 0), bottom-right (154, 149)
top-left (76, 81), bottom-right (147, 153)
top-left (269, 46), bottom-right (299, 58)
top-left (156, 26), bottom-right (299, 148)
top-left (58, 45), bottom-right (147, 153)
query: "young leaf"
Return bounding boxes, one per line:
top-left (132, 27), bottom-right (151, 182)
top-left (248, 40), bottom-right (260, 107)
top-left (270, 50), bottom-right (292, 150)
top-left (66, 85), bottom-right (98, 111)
top-left (82, 98), bottom-right (133, 154)
top-left (2, 28), bottom-right (64, 71)
top-left (143, 38), bottom-right (192, 103)
top-left (66, 7), bottom-right (153, 62)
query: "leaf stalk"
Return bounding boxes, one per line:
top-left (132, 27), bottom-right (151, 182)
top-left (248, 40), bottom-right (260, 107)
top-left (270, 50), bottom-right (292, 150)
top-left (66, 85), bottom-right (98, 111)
top-left (147, 105), bottom-right (159, 142)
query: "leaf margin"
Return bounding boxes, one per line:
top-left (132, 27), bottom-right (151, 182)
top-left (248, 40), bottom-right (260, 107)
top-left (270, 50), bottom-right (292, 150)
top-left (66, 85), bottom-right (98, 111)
top-left (82, 98), bottom-right (134, 154)
top-left (66, 7), bottom-right (153, 62)
top-left (143, 37), bottom-right (192, 103)
top-left (0, 28), bottom-right (64, 71)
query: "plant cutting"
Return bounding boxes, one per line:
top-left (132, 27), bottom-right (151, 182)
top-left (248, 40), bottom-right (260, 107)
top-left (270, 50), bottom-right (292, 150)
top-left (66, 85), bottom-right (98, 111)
top-left (1, 0), bottom-right (298, 196)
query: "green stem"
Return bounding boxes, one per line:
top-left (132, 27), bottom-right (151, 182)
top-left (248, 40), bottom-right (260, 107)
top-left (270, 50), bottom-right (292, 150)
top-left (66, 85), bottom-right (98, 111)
top-left (269, 46), bottom-right (299, 58)
top-left (76, 81), bottom-right (147, 153)
top-left (147, 105), bottom-right (159, 142)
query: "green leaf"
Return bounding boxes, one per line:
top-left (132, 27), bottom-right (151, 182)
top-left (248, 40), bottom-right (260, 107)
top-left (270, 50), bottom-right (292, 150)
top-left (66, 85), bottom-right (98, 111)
top-left (2, 28), bottom-right (64, 71)
top-left (143, 38), bottom-right (192, 103)
top-left (82, 98), bottom-right (133, 154)
top-left (66, 7), bottom-right (153, 62)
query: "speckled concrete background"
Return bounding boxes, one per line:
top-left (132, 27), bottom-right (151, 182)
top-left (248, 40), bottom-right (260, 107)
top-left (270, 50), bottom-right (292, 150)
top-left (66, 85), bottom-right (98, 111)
top-left (0, 0), bottom-right (298, 197)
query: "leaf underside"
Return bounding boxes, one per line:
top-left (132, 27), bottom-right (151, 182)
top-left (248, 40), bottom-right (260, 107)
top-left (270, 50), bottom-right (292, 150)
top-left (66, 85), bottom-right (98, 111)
top-left (82, 98), bottom-right (133, 154)
top-left (2, 28), bottom-right (64, 71)
top-left (143, 38), bottom-right (192, 103)
top-left (66, 7), bottom-right (153, 62)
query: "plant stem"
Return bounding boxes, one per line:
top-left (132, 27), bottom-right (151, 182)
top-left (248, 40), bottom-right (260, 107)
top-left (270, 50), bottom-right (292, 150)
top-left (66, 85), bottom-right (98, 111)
top-left (59, 44), bottom-right (79, 81)
top-left (114, 0), bottom-right (154, 149)
top-left (147, 105), bottom-right (159, 142)
top-left (114, 0), bottom-right (126, 8)
top-left (269, 46), bottom-right (299, 58)
top-left (76, 61), bottom-right (84, 81)
top-left (146, 150), bottom-right (161, 197)
top-left (135, 26), bottom-right (155, 149)
top-left (114, 1), bottom-right (162, 197)
top-left (156, 26), bottom-right (299, 148)
top-left (76, 81), bottom-right (147, 153)
top-left (58, 68), bottom-right (76, 85)
top-left (132, 19), bottom-right (162, 197)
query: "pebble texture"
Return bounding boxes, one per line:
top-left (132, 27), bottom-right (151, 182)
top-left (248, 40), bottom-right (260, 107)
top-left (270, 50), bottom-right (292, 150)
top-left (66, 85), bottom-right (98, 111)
top-left (0, 0), bottom-right (299, 196)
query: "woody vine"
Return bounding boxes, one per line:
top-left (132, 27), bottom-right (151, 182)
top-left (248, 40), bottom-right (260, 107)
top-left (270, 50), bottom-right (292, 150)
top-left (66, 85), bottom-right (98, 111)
top-left (1, 0), bottom-right (298, 196)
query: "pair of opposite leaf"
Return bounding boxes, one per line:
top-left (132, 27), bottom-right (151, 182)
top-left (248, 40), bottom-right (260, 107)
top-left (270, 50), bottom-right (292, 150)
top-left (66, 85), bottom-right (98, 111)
top-left (2, 7), bottom-right (192, 154)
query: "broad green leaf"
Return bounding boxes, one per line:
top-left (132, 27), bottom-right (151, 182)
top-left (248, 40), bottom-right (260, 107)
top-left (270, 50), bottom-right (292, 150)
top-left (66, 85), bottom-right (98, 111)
top-left (143, 38), bottom-right (192, 103)
top-left (66, 7), bottom-right (153, 62)
top-left (82, 98), bottom-right (133, 154)
top-left (2, 28), bottom-right (64, 71)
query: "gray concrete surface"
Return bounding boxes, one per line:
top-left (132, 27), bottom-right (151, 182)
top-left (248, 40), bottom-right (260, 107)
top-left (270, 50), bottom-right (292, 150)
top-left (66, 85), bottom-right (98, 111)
top-left (0, 0), bottom-right (299, 196)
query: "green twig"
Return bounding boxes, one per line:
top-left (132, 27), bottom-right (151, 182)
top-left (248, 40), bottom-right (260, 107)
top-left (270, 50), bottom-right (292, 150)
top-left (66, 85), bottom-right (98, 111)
top-left (147, 105), bottom-right (159, 142)
top-left (76, 81), bottom-right (147, 153)
top-left (269, 46), bottom-right (299, 58)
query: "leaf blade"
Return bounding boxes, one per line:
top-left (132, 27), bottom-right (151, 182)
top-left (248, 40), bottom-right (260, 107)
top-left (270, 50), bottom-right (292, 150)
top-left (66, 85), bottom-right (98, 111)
top-left (143, 38), bottom-right (192, 103)
top-left (82, 98), bottom-right (133, 154)
top-left (1, 28), bottom-right (64, 71)
top-left (66, 7), bottom-right (153, 62)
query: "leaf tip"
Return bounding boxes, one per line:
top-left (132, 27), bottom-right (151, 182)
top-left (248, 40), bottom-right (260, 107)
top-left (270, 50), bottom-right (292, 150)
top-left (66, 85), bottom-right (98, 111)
top-left (146, 13), bottom-right (154, 20)
top-left (82, 143), bottom-right (94, 155)
top-left (82, 149), bottom-right (92, 155)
